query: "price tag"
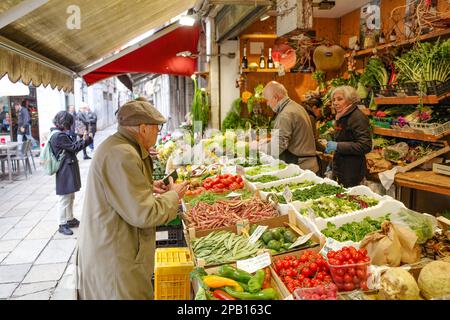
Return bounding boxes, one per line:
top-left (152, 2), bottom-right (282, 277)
top-left (156, 231), bottom-right (169, 241)
top-left (236, 252), bottom-right (271, 274)
top-left (247, 225), bottom-right (268, 245)
top-left (306, 207), bottom-right (316, 220)
top-left (289, 233), bottom-right (313, 250)
top-left (278, 64), bottom-right (286, 76)
top-left (283, 186), bottom-right (293, 203)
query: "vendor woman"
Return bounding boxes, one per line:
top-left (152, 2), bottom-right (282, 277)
top-left (325, 86), bottom-right (372, 187)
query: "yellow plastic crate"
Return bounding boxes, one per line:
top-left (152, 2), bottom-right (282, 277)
top-left (154, 247), bottom-right (194, 300)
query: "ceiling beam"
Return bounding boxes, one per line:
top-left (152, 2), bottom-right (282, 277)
top-left (0, 0), bottom-right (50, 29)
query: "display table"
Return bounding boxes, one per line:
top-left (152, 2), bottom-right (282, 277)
top-left (394, 170), bottom-right (450, 196)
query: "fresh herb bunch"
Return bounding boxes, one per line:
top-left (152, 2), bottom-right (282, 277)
top-left (322, 215), bottom-right (390, 242)
top-left (186, 189), bottom-right (252, 206)
top-left (395, 38), bottom-right (450, 92)
top-left (192, 76), bottom-right (210, 131)
top-left (277, 183), bottom-right (345, 204)
top-left (300, 194), bottom-right (379, 218)
top-left (262, 180), bottom-right (316, 193)
top-left (246, 164), bottom-right (287, 176)
top-left (248, 175), bottom-right (284, 183)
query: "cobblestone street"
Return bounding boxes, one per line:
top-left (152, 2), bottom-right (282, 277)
top-left (0, 125), bottom-right (116, 299)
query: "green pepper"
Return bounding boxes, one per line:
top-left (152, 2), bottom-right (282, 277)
top-left (237, 281), bottom-right (249, 292)
top-left (217, 265), bottom-right (252, 283)
top-left (223, 286), bottom-right (278, 300)
top-left (247, 269), bottom-right (265, 293)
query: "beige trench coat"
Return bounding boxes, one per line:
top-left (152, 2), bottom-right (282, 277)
top-left (76, 128), bottom-right (179, 300)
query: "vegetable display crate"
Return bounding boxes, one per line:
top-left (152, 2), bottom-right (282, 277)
top-left (246, 164), bottom-right (304, 191)
top-left (154, 247), bottom-right (194, 300)
top-left (373, 80), bottom-right (450, 98)
top-left (290, 185), bottom-right (404, 233)
top-left (156, 225), bottom-right (186, 248)
top-left (408, 120), bottom-right (450, 136)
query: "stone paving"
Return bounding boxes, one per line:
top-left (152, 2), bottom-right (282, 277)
top-left (0, 125), bottom-right (117, 299)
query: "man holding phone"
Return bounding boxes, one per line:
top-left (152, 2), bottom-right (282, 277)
top-left (76, 97), bottom-right (188, 300)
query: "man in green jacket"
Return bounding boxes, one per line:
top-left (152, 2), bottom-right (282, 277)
top-left (76, 98), bottom-right (188, 299)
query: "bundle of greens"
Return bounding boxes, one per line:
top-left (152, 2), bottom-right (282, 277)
top-left (245, 163), bottom-right (287, 176)
top-left (192, 76), bottom-right (210, 131)
top-left (300, 194), bottom-right (379, 218)
top-left (395, 39), bottom-right (450, 89)
top-left (277, 183), bottom-right (345, 204)
top-left (185, 189), bottom-right (252, 207)
top-left (247, 175), bottom-right (283, 183)
top-left (360, 57), bottom-right (389, 88)
top-left (262, 180), bottom-right (316, 193)
top-left (321, 215), bottom-right (390, 242)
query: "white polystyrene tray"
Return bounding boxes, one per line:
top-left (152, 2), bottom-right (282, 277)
top-left (245, 164), bottom-right (304, 190)
top-left (292, 185), bottom-right (403, 231)
top-left (257, 171), bottom-right (339, 201)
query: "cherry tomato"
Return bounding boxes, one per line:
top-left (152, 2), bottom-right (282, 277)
top-left (299, 255), bottom-right (308, 263)
top-left (335, 268), bottom-right (345, 277)
top-left (301, 267), bottom-right (311, 278)
top-left (353, 276), bottom-right (360, 285)
top-left (309, 262), bottom-right (318, 274)
top-left (333, 275), bottom-right (344, 284)
top-left (238, 181), bottom-right (244, 189)
top-left (343, 282), bottom-right (355, 291)
top-left (359, 248), bottom-right (368, 256)
top-left (292, 260), bottom-right (299, 268)
top-left (347, 267), bottom-right (356, 276)
top-left (360, 281), bottom-right (369, 291)
top-left (362, 256), bottom-right (370, 263)
top-left (335, 254), bottom-right (344, 261)
top-left (344, 253), bottom-right (351, 261)
top-left (275, 261), bottom-right (283, 271)
top-left (327, 251), bottom-right (336, 259)
top-left (282, 260), bottom-right (290, 269)
top-left (316, 273), bottom-right (325, 281)
top-left (343, 274), bottom-right (353, 283)
top-left (235, 176), bottom-right (243, 183)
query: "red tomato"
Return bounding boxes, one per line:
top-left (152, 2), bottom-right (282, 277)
top-left (291, 269), bottom-right (298, 277)
top-left (292, 260), bottom-right (299, 268)
top-left (286, 268), bottom-right (294, 277)
top-left (353, 276), bottom-right (360, 285)
top-left (297, 274), bottom-right (305, 282)
top-left (359, 248), bottom-right (368, 257)
top-left (360, 281), bottom-right (369, 291)
top-left (275, 261), bottom-right (283, 271)
top-left (282, 261), bottom-right (290, 269)
top-left (335, 268), bottom-right (345, 277)
top-left (215, 183), bottom-right (225, 189)
top-left (343, 274), bottom-right (353, 283)
top-left (327, 251), bottom-right (336, 259)
top-left (343, 253), bottom-right (351, 261)
top-left (347, 267), bottom-right (356, 276)
top-left (299, 255), bottom-right (308, 263)
top-left (356, 269), bottom-right (366, 280)
top-left (301, 267), bottom-right (311, 278)
top-left (343, 282), bottom-right (355, 291)
top-left (309, 263), bottom-right (318, 273)
top-left (335, 253), bottom-right (344, 261)
top-left (238, 181), bottom-right (244, 189)
top-left (333, 275), bottom-right (344, 284)
top-left (316, 273), bottom-right (324, 281)
top-left (362, 256), bottom-right (370, 263)
top-left (235, 175), bottom-right (243, 183)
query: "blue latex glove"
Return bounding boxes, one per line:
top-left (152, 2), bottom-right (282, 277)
top-left (325, 141), bottom-right (337, 154)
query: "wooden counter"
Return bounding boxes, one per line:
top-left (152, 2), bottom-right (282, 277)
top-left (395, 170), bottom-right (450, 196)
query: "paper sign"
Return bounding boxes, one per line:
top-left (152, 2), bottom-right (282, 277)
top-left (289, 233), bottom-right (313, 250)
top-left (247, 225), bottom-right (268, 245)
top-left (278, 64), bottom-right (286, 76)
top-left (236, 253), bottom-right (271, 274)
top-left (306, 207), bottom-right (316, 220)
top-left (156, 231), bottom-right (169, 241)
top-left (283, 186), bottom-right (293, 203)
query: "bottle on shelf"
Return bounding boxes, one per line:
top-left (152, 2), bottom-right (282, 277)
top-left (378, 31), bottom-right (386, 44)
top-left (267, 48), bottom-right (274, 69)
top-left (259, 48), bottom-right (266, 69)
top-left (389, 29), bottom-right (397, 42)
top-left (242, 47), bottom-right (248, 69)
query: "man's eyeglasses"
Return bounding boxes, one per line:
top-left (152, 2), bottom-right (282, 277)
top-left (157, 124), bottom-right (164, 133)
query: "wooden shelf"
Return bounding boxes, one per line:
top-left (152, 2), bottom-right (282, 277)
top-left (374, 93), bottom-right (450, 105)
top-left (373, 127), bottom-right (450, 142)
top-left (240, 34), bottom-right (277, 40)
top-left (354, 28), bottom-right (450, 58)
top-left (242, 68), bottom-right (290, 73)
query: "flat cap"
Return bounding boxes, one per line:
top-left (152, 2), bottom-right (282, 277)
top-left (117, 98), bottom-right (166, 126)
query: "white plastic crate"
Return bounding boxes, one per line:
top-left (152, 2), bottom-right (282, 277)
top-left (408, 120), bottom-right (450, 136)
top-left (245, 164), bottom-right (304, 189)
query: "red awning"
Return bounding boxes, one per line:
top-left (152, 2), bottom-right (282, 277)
top-left (83, 25), bottom-right (200, 85)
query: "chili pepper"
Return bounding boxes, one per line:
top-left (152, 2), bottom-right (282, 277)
top-left (262, 267), bottom-right (271, 289)
top-left (202, 275), bottom-right (243, 291)
top-left (247, 269), bottom-right (265, 293)
top-left (223, 286), bottom-right (278, 300)
top-left (212, 289), bottom-right (236, 300)
top-left (217, 265), bottom-right (252, 283)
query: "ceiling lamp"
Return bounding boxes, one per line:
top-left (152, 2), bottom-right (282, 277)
top-left (179, 8), bottom-right (196, 26)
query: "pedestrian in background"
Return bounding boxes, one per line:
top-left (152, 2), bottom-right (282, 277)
top-left (49, 111), bottom-right (93, 235)
top-left (68, 105), bottom-right (78, 139)
top-left (86, 106), bottom-right (97, 152)
top-left (76, 105), bottom-right (91, 160)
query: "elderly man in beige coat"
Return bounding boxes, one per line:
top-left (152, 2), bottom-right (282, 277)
top-left (76, 98), bottom-right (188, 300)
top-left (262, 81), bottom-right (319, 173)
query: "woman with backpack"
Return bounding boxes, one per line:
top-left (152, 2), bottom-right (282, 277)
top-left (50, 111), bottom-right (93, 235)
